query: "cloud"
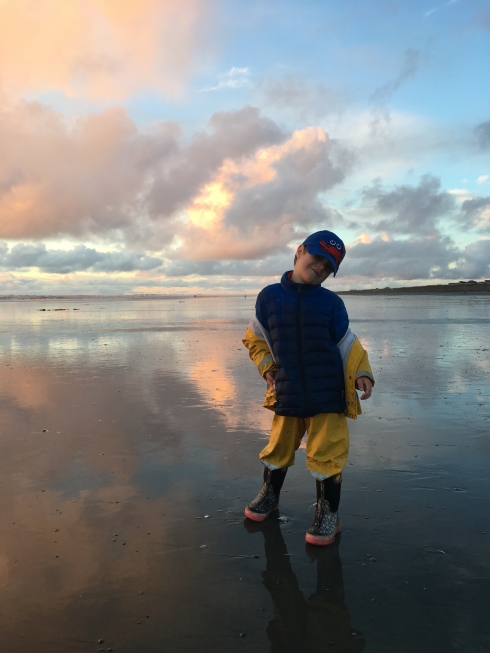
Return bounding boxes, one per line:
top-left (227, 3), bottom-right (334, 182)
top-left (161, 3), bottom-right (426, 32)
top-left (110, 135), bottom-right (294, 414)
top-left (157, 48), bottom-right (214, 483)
top-left (342, 234), bottom-right (490, 281)
top-left (0, 100), bottom-right (179, 239)
top-left (0, 243), bottom-right (162, 274)
top-left (174, 127), bottom-right (352, 260)
top-left (457, 239), bottom-right (490, 279)
top-left (343, 234), bottom-right (458, 280)
top-left (198, 67), bottom-right (252, 92)
top-left (148, 105), bottom-right (285, 221)
top-left (369, 49), bottom-right (420, 135)
top-left (262, 75), bottom-right (347, 122)
top-left (424, 0), bottom-right (459, 18)
top-left (447, 188), bottom-right (471, 203)
top-left (0, 99), bottom-right (352, 260)
top-left (475, 120), bottom-right (490, 150)
top-left (0, 0), bottom-right (208, 100)
top-left (476, 175), bottom-right (489, 184)
top-left (0, 101), bottom-right (285, 241)
top-left (460, 196), bottom-right (490, 233)
top-left (361, 174), bottom-right (455, 236)
top-left (135, 229), bottom-right (490, 286)
top-left (164, 254), bottom-right (291, 277)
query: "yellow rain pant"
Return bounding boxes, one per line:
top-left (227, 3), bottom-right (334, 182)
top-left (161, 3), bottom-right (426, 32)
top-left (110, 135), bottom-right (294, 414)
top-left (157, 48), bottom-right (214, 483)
top-left (259, 412), bottom-right (349, 479)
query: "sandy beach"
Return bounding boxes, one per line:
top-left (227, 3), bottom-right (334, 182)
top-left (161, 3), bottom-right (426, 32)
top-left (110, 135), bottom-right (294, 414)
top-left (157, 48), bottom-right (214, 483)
top-left (0, 295), bottom-right (489, 652)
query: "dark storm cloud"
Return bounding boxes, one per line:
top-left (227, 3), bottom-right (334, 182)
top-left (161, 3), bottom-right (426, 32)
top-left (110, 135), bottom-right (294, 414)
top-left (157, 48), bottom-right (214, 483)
top-left (369, 48), bottom-right (420, 134)
top-left (362, 174), bottom-right (455, 236)
top-left (474, 120), bottom-right (490, 150)
top-left (0, 243), bottom-right (162, 274)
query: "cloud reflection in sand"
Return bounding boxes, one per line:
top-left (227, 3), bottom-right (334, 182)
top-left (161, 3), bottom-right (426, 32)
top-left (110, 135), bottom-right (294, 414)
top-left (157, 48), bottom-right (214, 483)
top-left (0, 295), bottom-right (488, 650)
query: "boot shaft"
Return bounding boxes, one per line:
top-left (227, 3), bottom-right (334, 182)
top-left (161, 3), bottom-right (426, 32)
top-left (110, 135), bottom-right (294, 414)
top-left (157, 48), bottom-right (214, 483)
top-left (264, 466), bottom-right (288, 496)
top-left (315, 476), bottom-right (341, 513)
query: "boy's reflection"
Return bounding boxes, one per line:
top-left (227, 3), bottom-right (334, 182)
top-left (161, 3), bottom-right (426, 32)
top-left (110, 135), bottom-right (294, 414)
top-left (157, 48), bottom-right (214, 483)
top-left (245, 515), bottom-right (365, 653)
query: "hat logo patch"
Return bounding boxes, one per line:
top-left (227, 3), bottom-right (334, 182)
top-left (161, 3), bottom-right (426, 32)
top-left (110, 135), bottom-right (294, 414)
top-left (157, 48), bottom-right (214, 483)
top-left (319, 240), bottom-right (345, 265)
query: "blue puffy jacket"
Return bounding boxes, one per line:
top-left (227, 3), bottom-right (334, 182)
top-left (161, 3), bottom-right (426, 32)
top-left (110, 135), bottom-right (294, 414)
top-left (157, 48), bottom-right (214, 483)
top-left (255, 271), bottom-right (349, 417)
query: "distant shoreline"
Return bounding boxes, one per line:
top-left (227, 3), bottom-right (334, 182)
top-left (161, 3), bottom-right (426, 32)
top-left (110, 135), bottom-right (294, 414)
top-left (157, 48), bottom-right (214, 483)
top-left (0, 281), bottom-right (489, 301)
top-left (0, 294), bottom-right (196, 301)
top-left (337, 281), bottom-right (490, 295)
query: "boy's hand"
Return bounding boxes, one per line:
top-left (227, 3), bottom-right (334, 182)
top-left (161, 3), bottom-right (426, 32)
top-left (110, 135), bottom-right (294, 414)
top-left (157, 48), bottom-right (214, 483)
top-left (265, 371), bottom-right (277, 391)
top-left (356, 376), bottom-right (372, 400)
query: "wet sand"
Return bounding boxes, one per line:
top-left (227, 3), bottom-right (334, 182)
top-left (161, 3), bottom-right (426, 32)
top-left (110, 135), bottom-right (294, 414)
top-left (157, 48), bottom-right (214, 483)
top-left (0, 295), bottom-right (489, 652)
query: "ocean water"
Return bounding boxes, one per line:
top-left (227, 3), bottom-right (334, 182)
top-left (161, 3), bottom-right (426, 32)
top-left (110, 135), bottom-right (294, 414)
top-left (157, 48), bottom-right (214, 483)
top-left (0, 295), bottom-right (489, 652)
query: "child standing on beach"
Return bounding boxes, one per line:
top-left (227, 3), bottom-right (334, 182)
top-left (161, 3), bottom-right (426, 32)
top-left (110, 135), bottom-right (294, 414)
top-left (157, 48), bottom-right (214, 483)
top-left (243, 230), bottom-right (374, 546)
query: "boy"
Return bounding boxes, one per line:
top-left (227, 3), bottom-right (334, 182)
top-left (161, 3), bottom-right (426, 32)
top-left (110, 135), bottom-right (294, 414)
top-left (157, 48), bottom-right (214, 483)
top-left (242, 230), bottom-right (374, 546)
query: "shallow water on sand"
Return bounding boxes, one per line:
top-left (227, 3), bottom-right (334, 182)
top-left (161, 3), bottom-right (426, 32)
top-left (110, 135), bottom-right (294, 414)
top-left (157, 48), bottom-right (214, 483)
top-left (0, 295), bottom-right (489, 653)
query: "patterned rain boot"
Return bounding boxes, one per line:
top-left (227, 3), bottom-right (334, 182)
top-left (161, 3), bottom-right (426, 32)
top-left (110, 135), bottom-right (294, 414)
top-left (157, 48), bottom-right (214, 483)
top-left (244, 466), bottom-right (287, 522)
top-left (305, 478), bottom-right (341, 546)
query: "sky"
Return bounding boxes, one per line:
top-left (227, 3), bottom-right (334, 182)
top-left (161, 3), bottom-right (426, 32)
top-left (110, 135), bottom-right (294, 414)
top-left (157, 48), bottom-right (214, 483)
top-left (0, 0), bottom-right (489, 295)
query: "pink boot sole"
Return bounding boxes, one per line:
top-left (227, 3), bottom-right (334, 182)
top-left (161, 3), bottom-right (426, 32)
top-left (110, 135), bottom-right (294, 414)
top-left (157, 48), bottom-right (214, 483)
top-left (304, 523), bottom-right (341, 546)
top-left (244, 505), bottom-right (278, 522)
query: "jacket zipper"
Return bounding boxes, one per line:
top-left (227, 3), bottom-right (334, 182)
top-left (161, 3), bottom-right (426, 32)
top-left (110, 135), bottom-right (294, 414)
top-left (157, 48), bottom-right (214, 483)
top-left (296, 286), bottom-right (310, 414)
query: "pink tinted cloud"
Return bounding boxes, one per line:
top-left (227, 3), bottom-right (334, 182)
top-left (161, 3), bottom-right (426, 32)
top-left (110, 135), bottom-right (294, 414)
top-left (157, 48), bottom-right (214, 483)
top-left (0, 100), bottom-right (350, 259)
top-left (0, 0), bottom-right (208, 100)
top-left (0, 100), bottom-right (180, 238)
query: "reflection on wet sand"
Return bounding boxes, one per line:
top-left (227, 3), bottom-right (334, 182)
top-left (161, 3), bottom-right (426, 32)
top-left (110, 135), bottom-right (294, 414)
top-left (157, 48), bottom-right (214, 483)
top-left (0, 296), bottom-right (488, 652)
top-left (245, 516), bottom-right (364, 653)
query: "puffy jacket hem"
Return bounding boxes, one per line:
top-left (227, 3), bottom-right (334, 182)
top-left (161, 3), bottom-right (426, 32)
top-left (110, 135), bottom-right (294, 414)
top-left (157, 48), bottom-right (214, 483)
top-left (274, 403), bottom-right (347, 418)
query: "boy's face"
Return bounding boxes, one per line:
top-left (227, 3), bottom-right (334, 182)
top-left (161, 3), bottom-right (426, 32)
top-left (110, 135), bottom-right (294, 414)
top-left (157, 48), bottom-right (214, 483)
top-left (291, 245), bottom-right (332, 285)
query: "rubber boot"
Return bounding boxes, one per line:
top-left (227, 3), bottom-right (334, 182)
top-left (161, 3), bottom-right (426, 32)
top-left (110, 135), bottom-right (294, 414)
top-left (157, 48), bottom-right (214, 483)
top-left (244, 466), bottom-right (287, 522)
top-left (305, 478), bottom-right (341, 546)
